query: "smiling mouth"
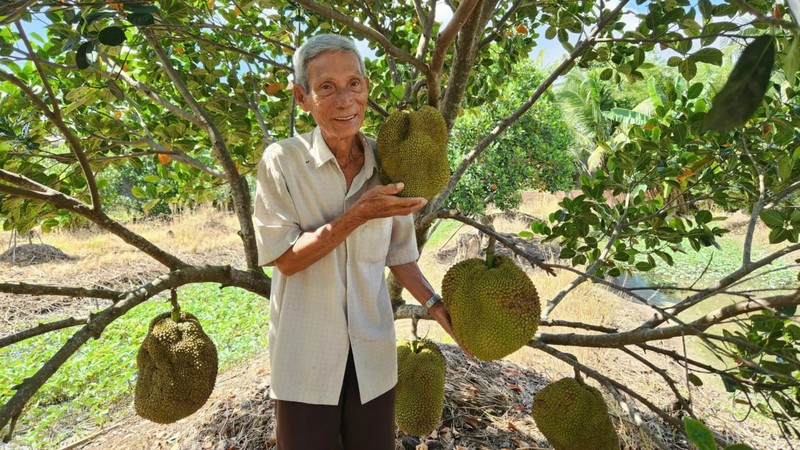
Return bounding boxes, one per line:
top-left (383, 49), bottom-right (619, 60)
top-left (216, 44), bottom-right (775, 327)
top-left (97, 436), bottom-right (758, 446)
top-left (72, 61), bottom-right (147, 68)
top-left (334, 115), bottom-right (357, 121)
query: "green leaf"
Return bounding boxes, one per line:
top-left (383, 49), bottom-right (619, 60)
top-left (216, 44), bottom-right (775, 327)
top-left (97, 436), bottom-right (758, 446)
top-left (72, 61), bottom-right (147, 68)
top-left (599, 68), bottom-right (613, 80)
top-left (635, 261), bottom-right (654, 271)
top-left (760, 209), bottom-right (785, 228)
top-left (784, 36), bottom-right (800, 83)
top-left (703, 35), bottom-right (776, 132)
top-left (769, 228), bottom-right (790, 244)
top-left (143, 175), bottom-right (161, 183)
top-left (688, 373), bottom-right (703, 386)
top-left (128, 13), bottom-right (155, 26)
top-left (131, 186), bottom-right (147, 199)
top-left (679, 59), bottom-right (697, 80)
top-left (123, 4), bottom-right (159, 14)
top-left (106, 79), bottom-right (124, 101)
top-left (142, 198), bottom-right (160, 212)
top-left (684, 417), bottom-right (718, 450)
top-left (695, 210), bottom-right (712, 225)
top-left (75, 41), bottom-right (94, 69)
top-left (687, 82), bottom-right (704, 99)
top-left (98, 26), bottom-right (126, 46)
top-left (690, 47), bottom-right (723, 65)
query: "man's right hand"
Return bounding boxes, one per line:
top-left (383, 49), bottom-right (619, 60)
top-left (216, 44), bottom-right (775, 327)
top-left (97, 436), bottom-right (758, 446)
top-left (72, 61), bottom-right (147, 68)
top-left (350, 182), bottom-right (427, 223)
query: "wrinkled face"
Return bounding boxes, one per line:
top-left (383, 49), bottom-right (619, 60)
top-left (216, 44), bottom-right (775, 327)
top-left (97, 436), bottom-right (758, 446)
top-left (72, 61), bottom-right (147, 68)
top-left (294, 50), bottom-right (369, 144)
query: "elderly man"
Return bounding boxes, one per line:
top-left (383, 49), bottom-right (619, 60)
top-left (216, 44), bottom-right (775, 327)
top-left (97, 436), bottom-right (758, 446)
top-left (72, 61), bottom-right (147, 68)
top-left (253, 34), bottom-right (460, 449)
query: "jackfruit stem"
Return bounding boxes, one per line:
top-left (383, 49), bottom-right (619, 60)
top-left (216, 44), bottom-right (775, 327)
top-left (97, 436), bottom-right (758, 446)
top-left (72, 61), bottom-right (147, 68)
top-left (169, 288), bottom-right (181, 323)
top-left (485, 236), bottom-right (497, 269)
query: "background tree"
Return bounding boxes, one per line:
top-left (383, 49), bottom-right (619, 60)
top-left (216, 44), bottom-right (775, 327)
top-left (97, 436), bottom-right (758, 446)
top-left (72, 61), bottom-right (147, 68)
top-left (1, 0), bottom-right (799, 446)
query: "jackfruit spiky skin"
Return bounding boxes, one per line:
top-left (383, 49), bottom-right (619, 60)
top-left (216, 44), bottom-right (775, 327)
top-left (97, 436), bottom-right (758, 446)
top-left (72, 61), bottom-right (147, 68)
top-left (441, 255), bottom-right (540, 361)
top-left (135, 311), bottom-right (218, 424)
top-left (395, 339), bottom-right (447, 436)
top-left (531, 378), bottom-right (620, 450)
top-left (376, 105), bottom-right (449, 199)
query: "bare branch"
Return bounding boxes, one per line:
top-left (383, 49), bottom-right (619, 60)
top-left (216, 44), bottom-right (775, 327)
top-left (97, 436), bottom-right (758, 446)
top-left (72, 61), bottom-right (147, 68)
top-left (538, 290), bottom-right (800, 348)
top-left (0, 283), bottom-right (120, 300)
top-left (0, 264), bottom-right (270, 433)
top-left (477, 0), bottom-right (525, 49)
top-left (435, 210), bottom-right (555, 275)
top-left (0, 317), bottom-right (88, 349)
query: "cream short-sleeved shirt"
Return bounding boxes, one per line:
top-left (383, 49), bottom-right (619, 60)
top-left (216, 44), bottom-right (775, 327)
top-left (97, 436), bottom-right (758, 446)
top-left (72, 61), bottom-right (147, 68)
top-left (253, 127), bottom-right (419, 405)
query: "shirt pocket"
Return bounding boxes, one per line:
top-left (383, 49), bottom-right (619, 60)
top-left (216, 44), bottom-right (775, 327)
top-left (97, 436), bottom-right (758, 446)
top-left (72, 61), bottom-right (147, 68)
top-left (356, 217), bottom-right (392, 264)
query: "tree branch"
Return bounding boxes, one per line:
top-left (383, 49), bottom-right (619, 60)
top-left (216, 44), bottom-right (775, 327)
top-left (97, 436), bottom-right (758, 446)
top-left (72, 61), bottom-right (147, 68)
top-left (435, 209), bottom-right (555, 275)
top-left (0, 283), bottom-right (120, 301)
top-left (476, 0), bottom-right (524, 49)
top-left (538, 290), bottom-right (800, 348)
top-left (0, 264), bottom-right (270, 433)
top-left (423, 0), bottom-right (631, 226)
top-left (142, 28), bottom-right (259, 270)
top-left (0, 317), bottom-right (89, 349)
top-left (0, 170), bottom-right (187, 269)
top-left (0, 69), bottom-right (101, 211)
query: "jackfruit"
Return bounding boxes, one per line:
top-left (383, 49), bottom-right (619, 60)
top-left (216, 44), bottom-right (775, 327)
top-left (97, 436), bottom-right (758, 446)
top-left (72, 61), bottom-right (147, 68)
top-left (441, 254), bottom-right (540, 361)
top-left (134, 311), bottom-right (218, 424)
top-left (531, 377), bottom-right (620, 450)
top-left (376, 105), bottom-right (450, 199)
top-left (395, 339), bottom-right (447, 436)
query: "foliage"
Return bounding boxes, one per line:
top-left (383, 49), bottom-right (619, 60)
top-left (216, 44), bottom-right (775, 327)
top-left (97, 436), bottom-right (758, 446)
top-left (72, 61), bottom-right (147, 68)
top-left (447, 61), bottom-right (576, 214)
top-left (0, 284), bottom-right (267, 446)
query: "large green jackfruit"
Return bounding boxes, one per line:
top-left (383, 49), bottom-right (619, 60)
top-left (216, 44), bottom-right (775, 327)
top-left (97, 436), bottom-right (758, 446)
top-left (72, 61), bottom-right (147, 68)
top-left (134, 311), bottom-right (218, 424)
top-left (441, 255), bottom-right (540, 361)
top-left (532, 377), bottom-right (620, 450)
top-left (395, 339), bottom-right (447, 436)
top-left (376, 105), bottom-right (450, 199)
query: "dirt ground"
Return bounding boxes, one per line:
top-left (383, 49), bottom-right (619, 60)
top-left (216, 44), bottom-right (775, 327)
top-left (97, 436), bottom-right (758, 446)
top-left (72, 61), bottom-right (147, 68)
top-left (0, 205), bottom-right (793, 450)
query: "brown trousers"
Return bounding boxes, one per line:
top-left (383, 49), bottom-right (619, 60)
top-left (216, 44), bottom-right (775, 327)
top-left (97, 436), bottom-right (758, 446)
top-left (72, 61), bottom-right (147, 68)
top-left (274, 351), bottom-right (396, 450)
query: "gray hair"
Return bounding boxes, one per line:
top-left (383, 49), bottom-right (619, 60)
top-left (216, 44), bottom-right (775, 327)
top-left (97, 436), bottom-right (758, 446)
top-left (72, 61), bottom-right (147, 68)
top-left (293, 34), bottom-right (365, 92)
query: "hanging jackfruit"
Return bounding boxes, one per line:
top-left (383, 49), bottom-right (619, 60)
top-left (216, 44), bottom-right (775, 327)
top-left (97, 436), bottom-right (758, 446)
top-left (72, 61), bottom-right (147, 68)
top-left (532, 377), bottom-right (620, 450)
top-left (134, 311), bottom-right (218, 424)
top-left (441, 254), bottom-right (540, 361)
top-left (395, 339), bottom-right (447, 436)
top-left (376, 105), bottom-right (450, 199)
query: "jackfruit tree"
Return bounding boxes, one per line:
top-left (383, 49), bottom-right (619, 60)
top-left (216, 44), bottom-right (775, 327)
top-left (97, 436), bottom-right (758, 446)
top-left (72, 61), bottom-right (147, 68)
top-left (1, 0), bottom-right (799, 448)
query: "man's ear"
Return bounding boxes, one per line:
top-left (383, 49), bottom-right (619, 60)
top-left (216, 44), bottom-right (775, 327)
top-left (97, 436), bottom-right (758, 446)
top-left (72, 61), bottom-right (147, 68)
top-left (293, 84), bottom-right (311, 112)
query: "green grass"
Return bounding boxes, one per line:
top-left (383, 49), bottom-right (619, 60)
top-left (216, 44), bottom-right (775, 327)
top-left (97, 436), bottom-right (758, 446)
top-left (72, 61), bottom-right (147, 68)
top-left (0, 283), bottom-right (268, 447)
top-left (426, 219), bottom-right (462, 249)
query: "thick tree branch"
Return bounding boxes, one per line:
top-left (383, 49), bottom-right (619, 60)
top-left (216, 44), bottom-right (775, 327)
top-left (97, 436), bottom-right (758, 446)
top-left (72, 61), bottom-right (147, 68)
top-left (0, 317), bottom-right (88, 349)
top-left (435, 210), bottom-right (555, 275)
top-left (538, 291), bottom-right (800, 348)
top-left (439, 0), bottom-right (497, 124)
top-left (142, 28), bottom-right (259, 270)
top-left (430, 0), bottom-right (480, 75)
top-left (0, 170), bottom-right (187, 269)
top-left (0, 283), bottom-right (120, 301)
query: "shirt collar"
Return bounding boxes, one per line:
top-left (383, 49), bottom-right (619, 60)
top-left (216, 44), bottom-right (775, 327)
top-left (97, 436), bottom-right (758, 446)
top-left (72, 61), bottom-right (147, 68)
top-left (309, 126), bottom-right (376, 179)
